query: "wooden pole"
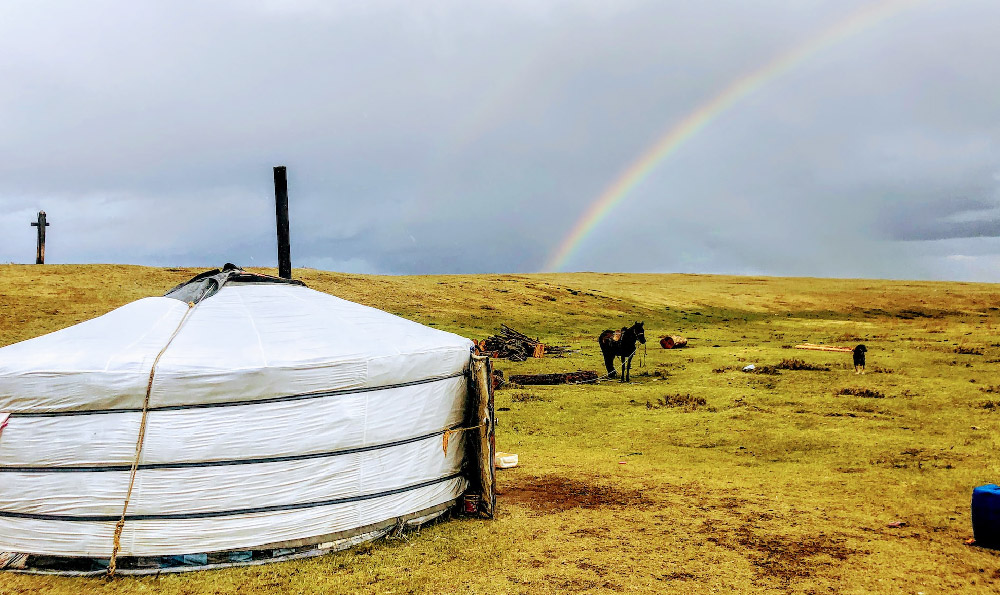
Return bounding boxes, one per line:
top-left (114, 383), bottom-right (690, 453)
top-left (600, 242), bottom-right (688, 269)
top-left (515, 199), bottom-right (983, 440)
top-left (273, 166), bottom-right (291, 279)
top-left (29, 211), bottom-right (49, 264)
top-left (469, 355), bottom-right (496, 518)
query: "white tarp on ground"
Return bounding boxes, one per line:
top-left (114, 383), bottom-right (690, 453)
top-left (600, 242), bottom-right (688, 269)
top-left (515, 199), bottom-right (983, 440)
top-left (0, 281), bottom-right (473, 557)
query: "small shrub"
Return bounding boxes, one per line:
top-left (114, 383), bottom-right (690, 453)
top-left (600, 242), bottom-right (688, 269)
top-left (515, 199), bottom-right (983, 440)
top-left (749, 377), bottom-right (778, 390)
top-left (646, 394), bottom-right (706, 410)
top-left (775, 358), bottom-right (830, 371)
top-left (837, 387), bottom-right (886, 399)
top-left (634, 370), bottom-right (669, 378)
top-left (835, 333), bottom-right (863, 342)
top-left (981, 385), bottom-right (1000, 394)
top-left (979, 400), bottom-right (1000, 410)
top-left (511, 392), bottom-right (548, 403)
top-left (752, 365), bottom-right (781, 375)
top-left (955, 346), bottom-right (984, 355)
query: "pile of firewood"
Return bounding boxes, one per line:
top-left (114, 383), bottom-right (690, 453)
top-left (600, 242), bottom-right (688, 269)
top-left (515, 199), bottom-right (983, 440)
top-left (477, 324), bottom-right (570, 361)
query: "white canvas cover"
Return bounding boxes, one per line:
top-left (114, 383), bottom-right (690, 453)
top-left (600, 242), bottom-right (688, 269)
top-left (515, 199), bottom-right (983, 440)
top-left (0, 273), bottom-right (474, 558)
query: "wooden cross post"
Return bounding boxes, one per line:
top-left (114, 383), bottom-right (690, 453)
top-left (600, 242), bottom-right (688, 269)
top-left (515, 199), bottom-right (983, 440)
top-left (30, 211), bottom-right (49, 264)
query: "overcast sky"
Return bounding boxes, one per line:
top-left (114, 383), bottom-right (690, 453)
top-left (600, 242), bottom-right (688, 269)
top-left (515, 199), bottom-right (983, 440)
top-left (2, 0), bottom-right (999, 281)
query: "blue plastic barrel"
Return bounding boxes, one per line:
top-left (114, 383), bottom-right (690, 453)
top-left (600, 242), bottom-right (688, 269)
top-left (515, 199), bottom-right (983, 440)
top-left (972, 484), bottom-right (1000, 547)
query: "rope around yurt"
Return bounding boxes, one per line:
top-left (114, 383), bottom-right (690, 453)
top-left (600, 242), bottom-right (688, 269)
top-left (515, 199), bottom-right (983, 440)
top-left (108, 301), bottom-right (198, 578)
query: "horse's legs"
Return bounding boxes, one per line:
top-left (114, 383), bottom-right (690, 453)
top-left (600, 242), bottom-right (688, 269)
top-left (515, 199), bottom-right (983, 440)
top-left (602, 348), bottom-right (617, 377)
top-left (625, 354), bottom-right (632, 382)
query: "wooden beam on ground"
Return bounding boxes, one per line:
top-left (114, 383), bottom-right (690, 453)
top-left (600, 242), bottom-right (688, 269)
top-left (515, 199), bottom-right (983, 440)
top-left (794, 343), bottom-right (853, 353)
top-left (508, 371), bottom-right (599, 385)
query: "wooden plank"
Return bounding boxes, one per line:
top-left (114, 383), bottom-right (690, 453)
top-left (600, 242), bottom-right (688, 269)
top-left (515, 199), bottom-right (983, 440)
top-left (794, 343), bottom-right (853, 352)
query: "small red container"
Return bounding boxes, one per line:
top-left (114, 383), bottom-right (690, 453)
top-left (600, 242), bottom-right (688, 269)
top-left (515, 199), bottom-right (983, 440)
top-left (463, 494), bottom-right (480, 514)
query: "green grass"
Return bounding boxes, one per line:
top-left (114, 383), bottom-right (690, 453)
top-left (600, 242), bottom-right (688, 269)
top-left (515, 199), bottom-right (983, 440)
top-left (3, 265), bottom-right (1000, 593)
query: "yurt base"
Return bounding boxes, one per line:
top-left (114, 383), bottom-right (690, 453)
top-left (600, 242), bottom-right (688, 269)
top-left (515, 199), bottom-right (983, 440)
top-left (3, 501), bottom-right (457, 576)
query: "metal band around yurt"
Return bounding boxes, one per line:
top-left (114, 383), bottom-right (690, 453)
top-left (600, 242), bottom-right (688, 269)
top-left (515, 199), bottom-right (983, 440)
top-left (108, 301), bottom-right (197, 578)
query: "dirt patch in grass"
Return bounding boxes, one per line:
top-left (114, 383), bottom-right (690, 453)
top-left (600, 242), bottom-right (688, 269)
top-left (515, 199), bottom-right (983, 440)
top-left (955, 345), bottom-right (985, 355)
top-left (870, 447), bottom-right (964, 470)
top-left (511, 392), bottom-right (549, 403)
top-left (699, 509), bottom-right (857, 584)
top-left (502, 475), bottom-right (649, 513)
top-left (750, 365), bottom-right (781, 375)
top-left (658, 571), bottom-right (696, 581)
top-left (642, 393), bottom-right (707, 410)
top-left (722, 528), bottom-right (855, 583)
top-left (574, 560), bottom-right (609, 576)
top-left (544, 576), bottom-right (622, 592)
top-left (837, 387), bottom-right (886, 399)
top-left (774, 358), bottom-right (830, 371)
top-left (979, 400), bottom-right (1000, 410)
top-left (634, 369), bottom-right (670, 379)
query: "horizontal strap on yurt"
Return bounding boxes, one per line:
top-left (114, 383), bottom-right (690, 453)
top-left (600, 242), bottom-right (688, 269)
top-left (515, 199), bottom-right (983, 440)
top-left (0, 472), bottom-right (465, 522)
top-left (0, 423), bottom-right (467, 473)
top-left (7, 372), bottom-right (467, 418)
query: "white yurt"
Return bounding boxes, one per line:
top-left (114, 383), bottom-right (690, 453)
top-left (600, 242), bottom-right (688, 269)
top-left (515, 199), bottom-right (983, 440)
top-left (0, 266), bottom-right (495, 575)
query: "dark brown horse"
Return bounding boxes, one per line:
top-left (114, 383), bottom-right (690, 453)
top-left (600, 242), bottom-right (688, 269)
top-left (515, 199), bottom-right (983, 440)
top-left (599, 321), bottom-right (646, 382)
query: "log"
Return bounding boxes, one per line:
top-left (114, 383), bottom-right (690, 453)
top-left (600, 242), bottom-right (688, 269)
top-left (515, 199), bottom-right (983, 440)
top-left (508, 371), bottom-right (598, 385)
top-left (794, 343), bottom-right (853, 353)
top-left (660, 335), bottom-right (687, 349)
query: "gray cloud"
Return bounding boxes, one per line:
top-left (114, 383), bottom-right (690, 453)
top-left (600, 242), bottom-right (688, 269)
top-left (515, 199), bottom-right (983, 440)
top-left (2, 1), bottom-right (1000, 281)
top-left (880, 195), bottom-right (1000, 241)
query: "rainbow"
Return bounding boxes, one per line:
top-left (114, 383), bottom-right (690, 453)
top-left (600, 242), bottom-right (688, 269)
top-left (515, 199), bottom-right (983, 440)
top-left (544, 0), bottom-right (924, 272)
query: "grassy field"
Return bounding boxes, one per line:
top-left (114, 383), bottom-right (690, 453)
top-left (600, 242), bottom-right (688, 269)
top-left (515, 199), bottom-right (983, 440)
top-left (3, 265), bottom-right (1000, 594)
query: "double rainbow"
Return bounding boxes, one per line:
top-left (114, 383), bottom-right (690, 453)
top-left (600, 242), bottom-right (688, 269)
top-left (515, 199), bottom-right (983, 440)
top-left (544, 0), bottom-right (924, 272)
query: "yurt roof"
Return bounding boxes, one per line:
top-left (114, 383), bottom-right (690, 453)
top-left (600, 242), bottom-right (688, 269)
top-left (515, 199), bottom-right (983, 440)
top-left (0, 265), bottom-right (474, 414)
